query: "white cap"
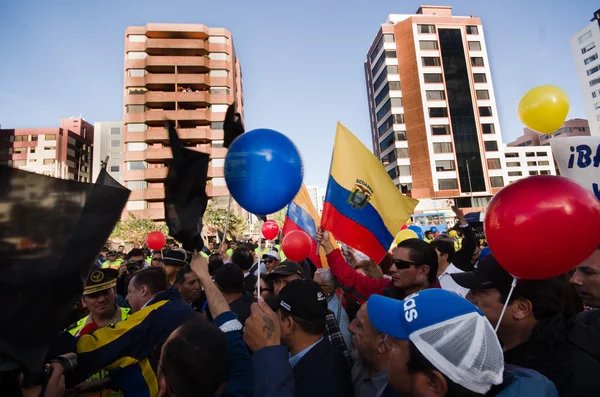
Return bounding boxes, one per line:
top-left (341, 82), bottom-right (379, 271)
top-left (262, 250), bottom-right (280, 261)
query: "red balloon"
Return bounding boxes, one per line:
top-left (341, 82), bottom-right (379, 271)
top-left (282, 230), bottom-right (313, 262)
top-left (485, 176), bottom-right (600, 280)
top-left (400, 224), bottom-right (408, 230)
top-left (262, 220), bottom-right (280, 240)
top-left (146, 231), bottom-right (166, 251)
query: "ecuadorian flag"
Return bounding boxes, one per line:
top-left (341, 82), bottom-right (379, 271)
top-left (322, 123), bottom-right (419, 263)
top-left (283, 184), bottom-right (336, 268)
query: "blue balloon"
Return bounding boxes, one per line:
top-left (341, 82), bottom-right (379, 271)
top-left (224, 129), bottom-right (303, 215)
top-left (407, 225), bottom-right (424, 240)
top-left (479, 247), bottom-right (491, 260)
top-left (430, 226), bottom-right (438, 234)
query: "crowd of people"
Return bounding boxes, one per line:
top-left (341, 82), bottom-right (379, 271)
top-left (20, 206), bottom-right (600, 397)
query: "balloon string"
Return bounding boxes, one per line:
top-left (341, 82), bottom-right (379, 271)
top-left (257, 218), bottom-right (263, 298)
top-left (494, 276), bottom-right (518, 333)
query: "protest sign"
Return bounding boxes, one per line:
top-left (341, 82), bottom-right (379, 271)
top-left (550, 136), bottom-right (600, 200)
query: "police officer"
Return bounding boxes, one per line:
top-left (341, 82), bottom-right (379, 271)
top-left (102, 250), bottom-right (121, 270)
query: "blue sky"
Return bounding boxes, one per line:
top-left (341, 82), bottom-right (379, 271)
top-left (0, 0), bottom-right (596, 188)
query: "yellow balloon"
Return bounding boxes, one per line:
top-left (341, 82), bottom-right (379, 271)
top-left (518, 85), bottom-right (570, 134)
top-left (393, 229), bottom-right (419, 246)
top-left (449, 230), bottom-right (458, 238)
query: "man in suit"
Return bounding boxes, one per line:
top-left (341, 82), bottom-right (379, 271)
top-left (244, 279), bottom-right (353, 397)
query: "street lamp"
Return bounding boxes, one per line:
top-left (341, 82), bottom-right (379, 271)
top-left (466, 156), bottom-right (477, 206)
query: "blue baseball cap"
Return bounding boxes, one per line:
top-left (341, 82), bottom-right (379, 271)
top-left (367, 289), bottom-right (504, 394)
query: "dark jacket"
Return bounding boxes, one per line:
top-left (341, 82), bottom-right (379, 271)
top-left (229, 292), bottom-right (254, 325)
top-left (451, 224), bottom-right (477, 272)
top-left (488, 365), bottom-right (558, 396)
top-left (214, 311), bottom-right (253, 397)
top-left (253, 339), bottom-right (353, 397)
top-left (503, 313), bottom-right (600, 397)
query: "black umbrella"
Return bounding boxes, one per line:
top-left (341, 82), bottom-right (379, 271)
top-left (0, 166), bottom-right (129, 379)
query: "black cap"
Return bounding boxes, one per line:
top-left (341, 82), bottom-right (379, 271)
top-left (107, 250), bottom-right (117, 256)
top-left (163, 249), bottom-right (187, 267)
top-left (84, 269), bottom-right (119, 295)
top-left (277, 280), bottom-right (328, 321)
top-left (265, 260), bottom-right (304, 281)
top-left (213, 264), bottom-right (244, 292)
top-left (451, 255), bottom-right (514, 291)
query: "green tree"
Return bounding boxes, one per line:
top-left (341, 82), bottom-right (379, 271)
top-left (203, 202), bottom-right (249, 239)
top-left (110, 213), bottom-right (170, 245)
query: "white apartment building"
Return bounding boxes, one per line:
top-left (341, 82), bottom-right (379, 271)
top-left (571, 9), bottom-right (600, 136)
top-left (503, 146), bottom-right (556, 184)
top-left (93, 121), bottom-right (124, 183)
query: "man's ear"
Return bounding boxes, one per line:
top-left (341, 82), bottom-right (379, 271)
top-left (141, 285), bottom-right (150, 297)
top-left (413, 370), bottom-right (448, 397)
top-left (513, 298), bottom-right (534, 320)
top-left (420, 265), bottom-right (431, 279)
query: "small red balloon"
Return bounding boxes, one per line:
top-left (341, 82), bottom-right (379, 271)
top-left (282, 230), bottom-right (313, 262)
top-left (485, 176), bottom-right (600, 280)
top-left (400, 224), bottom-right (408, 230)
top-left (146, 231), bottom-right (166, 251)
top-left (262, 220), bottom-right (280, 240)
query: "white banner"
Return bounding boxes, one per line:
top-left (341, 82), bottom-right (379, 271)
top-left (550, 136), bottom-right (600, 200)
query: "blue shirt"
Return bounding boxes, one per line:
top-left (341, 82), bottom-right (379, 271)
top-left (288, 337), bottom-right (323, 368)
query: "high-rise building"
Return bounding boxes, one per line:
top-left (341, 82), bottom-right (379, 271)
top-left (507, 118), bottom-right (590, 147)
top-left (503, 145), bottom-right (556, 185)
top-left (0, 117), bottom-right (94, 181)
top-left (570, 9), bottom-right (600, 136)
top-left (306, 185), bottom-right (324, 215)
top-left (93, 121), bottom-right (124, 182)
top-left (122, 24), bottom-right (243, 220)
top-left (365, 5), bottom-right (508, 214)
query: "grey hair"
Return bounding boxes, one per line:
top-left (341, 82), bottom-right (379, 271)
top-left (315, 268), bottom-right (338, 288)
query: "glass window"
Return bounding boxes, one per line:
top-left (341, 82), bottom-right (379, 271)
top-left (584, 54), bottom-right (599, 65)
top-left (433, 142), bottom-right (453, 153)
top-left (419, 40), bottom-right (439, 50)
top-left (375, 84), bottom-right (390, 106)
top-left (426, 90), bottom-right (445, 100)
top-left (380, 133), bottom-right (396, 151)
top-left (389, 81), bottom-right (401, 91)
top-left (385, 50), bottom-right (397, 58)
top-left (128, 35), bottom-right (147, 42)
top-left (487, 158), bottom-right (501, 169)
top-left (212, 140), bottom-right (224, 148)
top-left (394, 114), bottom-right (405, 124)
top-left (378, 116), bottom-right (394, 137)
top-left (396, 148), bottom-right (409, 159)
top-left (587, 65), bottom-right (600, 76)
top-left (508, 171), bottom-right (522, 176)
top-left (43, 159), bottom-right (55, 165)
top-left (490, 176), bottom-right (504, 187)
top-left (579, 31), bottom-right (593, 44)
top-left (417, 24), bottom-right (436, 34)
top-left (208, 36), bottom-right (228, 44)
top-left (481, 123), bottom-right (495, 134)
top-left (373, 68), bottom-right (388, 91)
top-left (31, 135), bottom-right (38, 141)
top-left (127, 52), bottom-right (148, 60)
top-left (211, 122), bottom-right (224, 130)
top-left (127, 142), bottom-right (148, 151)
top-left (536, 152), bottom-right (547, 157)
top-left (371, 53), bottom-right (387, 75)
top-left (538, 160), bottom-right (550, 166)
top-left (505, 152), bottom-right (518, 158)
top-left (429, 107), bottom-right (448, 117)
top-left (476, 90), bottom-right (490, 100)
top-left (387, 65), bottom-right (398, 74)
top-left (377, 99), bottom-right (392, 121)
top-left (46, 134), bottom-right (56, 140)
top-left (424, 73), bottom-right (443, 83)
top-left (127, 161), bottom-right (147, 170)
top-left (44, 146), bottom-right (55, 151)
top-left (209, 53), bottom-right (229, 61)
top-left (127, 69), bottom-right (147, 77)
top-left (30, 147), bottom-right (36, 154)
top-left (127, 200), bottom-right (147, 210)
top-left (466, 26), bottom-right (479, 35)
top-left (479, 107), bottom-right (493, 117)
top-left (484, 141), bottom-right (498, 151)
top-left (468, 41), bottom-right (482, 51)
top-left (14, 135), bottom-right (28, 141)
top-left (398, 165), bottom-right (411, 175)
top-left (529, 171), bottom-right (539, 176)
top-left (506, 161), bottom-right (520, 167)
top-left (473, 73), bottom-right (487, 83)
top-left (127, 181), bottom-right (149, 190)
top-left (126, 105), bottom-right (147, 113)
top-left (431, 125), bottom-right (450, 135)
top-left (435, 160), bottom-right (455, 171)
top-left (369, 37), bottom-right (384, 62)
top-left (439, 179), bottom-right (458, 190)
top-left (110, 140), bottom-right (121, 148)
top-left (210, 70), bottom-right (229, 77)
top-left (110, 165), bottom-right (120, 173)
top-left (128, 87), bottom-right (147, 95)
top-left (211, 158), bottom-right (225, 167)
top-left (391, 98), bottom-right (403, 107)
top-left (388, 167), bottom-right (399, 179)
top-left (526, 161), bottom-right (537, 166)
top-left (14, 148), bottom-right (26, 154)
top-left (471, 57), bottom-right (485, 67)
top-left (396, 131), bottom-right (407, 141)
top-left (540, 170), bottom-right (551, 175)
top-left (383, 34), bottom-right (395, 43)
top-left (14, 160), bottom-right (26, 166)
top-left (210, 87), bottom-right (230, 95)
top-left (127, 123), bottom-right (147, 132)
top-left (525, 152), bottom-right (535, 157)
top-left (422, 57), bottom-right (441, 66)
top-left (582, 42), bottom-right (596, 54)
top-left (211, 104), bottom-right (228, 113)
top-left (110, 127), bottom-right (121, 135)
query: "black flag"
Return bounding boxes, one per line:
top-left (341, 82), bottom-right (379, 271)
top-left (164, 121), bottom-right (210, 251)
top-left (0, 166), bottom-right (130, 378)
top-left (223, 102), bottom-right (245, 149)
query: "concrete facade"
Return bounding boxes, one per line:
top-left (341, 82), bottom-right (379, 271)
top-left (507, 118), bottom-right (591, 147)
top-left (365, 5), bottom-right (507, 213)
top-left (570, 9), bottom-right (600, 136)
top-left (93, 121), bottom-right (124, 183)
top-left (0, 118), bottom-right (93, 182)
top-left (122, 23), bottom-right (243, 220)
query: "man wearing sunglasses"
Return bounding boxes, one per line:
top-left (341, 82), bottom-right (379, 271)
top-left (262, 250), bottom-right (281, 272)
top-left (151, 251), bottom-right (164, 268)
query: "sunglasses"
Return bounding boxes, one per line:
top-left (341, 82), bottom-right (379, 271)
top-left (263, 259), bottom-right (273, 264)
top-left (392, 259), bottom-right (418, 270)
top-left (254, 286), bottom-right (272, 292)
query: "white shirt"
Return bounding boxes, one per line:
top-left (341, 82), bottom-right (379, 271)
top-left (438, 263), bottom-right (469, 298)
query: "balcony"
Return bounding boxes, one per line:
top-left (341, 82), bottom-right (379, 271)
top-left (123, 165), bottom-right (222, 183)
top-left (128, 187), bottom-right (165, 201)
top-left (146, 38), bottom-right (208, 51)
